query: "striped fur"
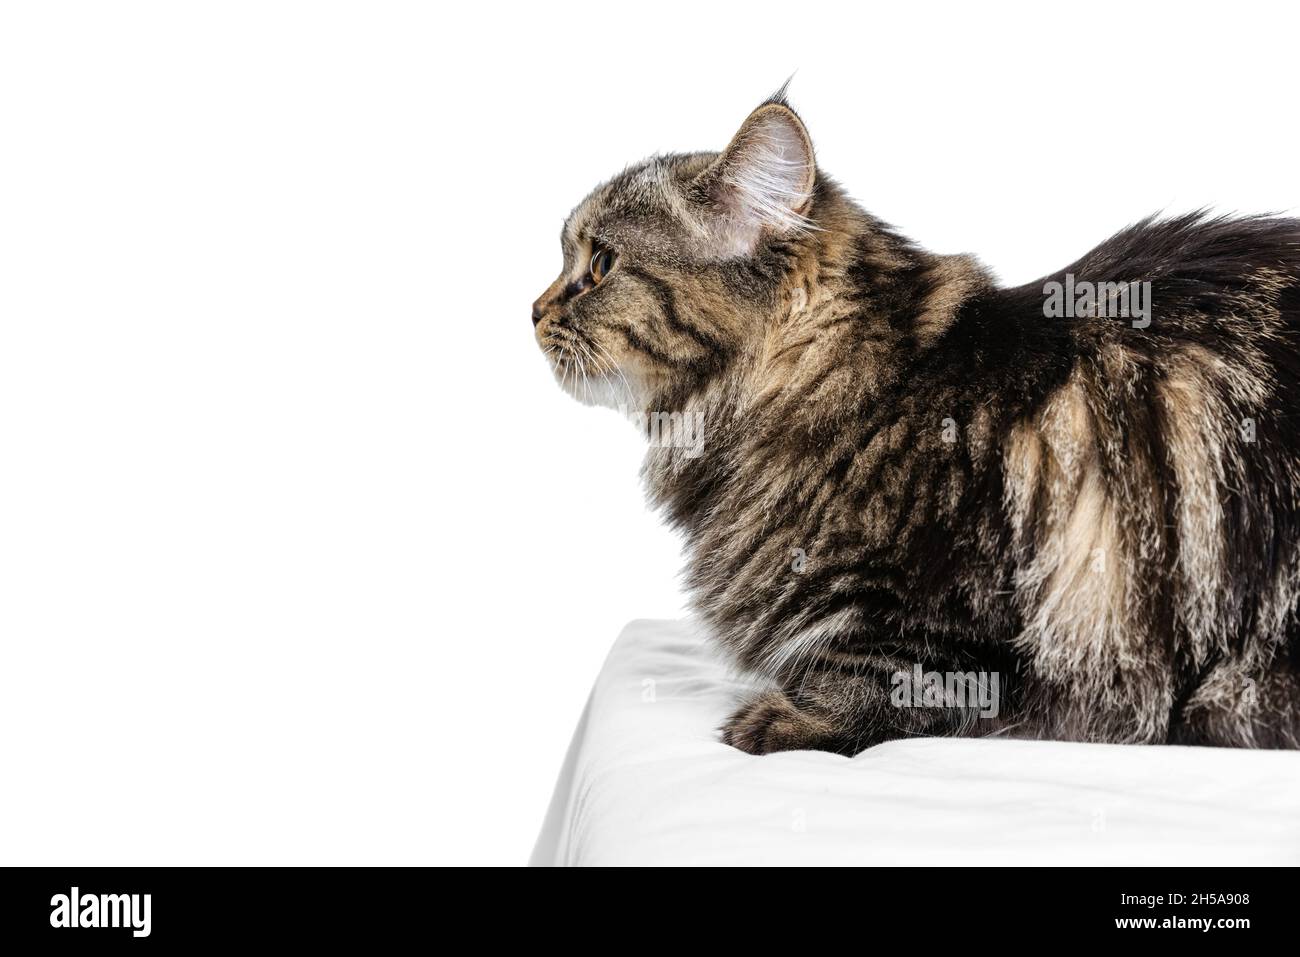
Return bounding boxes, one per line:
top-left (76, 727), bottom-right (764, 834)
top-left (533, 95), bottom-right (1300, 754)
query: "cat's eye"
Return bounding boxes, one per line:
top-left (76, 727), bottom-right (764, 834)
top-left (590, 246), bottom-right (616, 284)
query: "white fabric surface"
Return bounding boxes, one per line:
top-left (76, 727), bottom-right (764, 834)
top-left (532, 619), bottom-right (1300, 866)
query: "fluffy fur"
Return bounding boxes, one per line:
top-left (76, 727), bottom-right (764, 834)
top-left (533, 93), bottom-right (1300, 754)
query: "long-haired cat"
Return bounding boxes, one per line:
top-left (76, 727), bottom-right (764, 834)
top-left (532, 91), bottom-right (1300, 754)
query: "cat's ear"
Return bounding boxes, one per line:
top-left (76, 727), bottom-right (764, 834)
top-left (692, 98), bottom-right (817, 257)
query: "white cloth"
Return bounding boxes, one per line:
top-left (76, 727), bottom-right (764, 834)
top-left (532, 619), bottom-right (1300, 866)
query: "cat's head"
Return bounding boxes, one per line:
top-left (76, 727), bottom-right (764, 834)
top-left (532, 94), bottom-right (819, 410)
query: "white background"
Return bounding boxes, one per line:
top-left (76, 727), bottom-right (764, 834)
top-left (1, 2), bottom-right (1296, 866)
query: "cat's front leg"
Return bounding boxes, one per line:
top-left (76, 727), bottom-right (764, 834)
top-left (721, 667), bottom-right (899, 756)
top-left (721, 689), bottom-right (847, 755)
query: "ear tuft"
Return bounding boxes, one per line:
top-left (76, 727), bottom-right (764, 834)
top-left (695, 100), bottom-right (817, 257)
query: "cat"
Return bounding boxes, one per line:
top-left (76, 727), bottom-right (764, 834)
top-left (532, 90), bottom-right (1300, 754)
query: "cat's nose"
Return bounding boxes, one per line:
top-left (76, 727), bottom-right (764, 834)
top-left (532, 302), bottom-right (545, 327)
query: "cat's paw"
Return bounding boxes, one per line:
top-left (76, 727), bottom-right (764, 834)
top-left (721, 690), bottom-right (835, 755)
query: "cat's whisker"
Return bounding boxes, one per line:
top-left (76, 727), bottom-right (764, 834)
top-left (570, 337), bottom-right (595, 404)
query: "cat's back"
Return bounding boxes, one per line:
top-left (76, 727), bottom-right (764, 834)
top-left (990, 211), bottom-right (1300, 674)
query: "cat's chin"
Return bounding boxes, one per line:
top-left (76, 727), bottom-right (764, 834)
top-left (552, 367), bottom-right (638, 411)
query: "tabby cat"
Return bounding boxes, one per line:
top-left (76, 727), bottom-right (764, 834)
top-left (532, 91), bottom-right (1300, 754)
